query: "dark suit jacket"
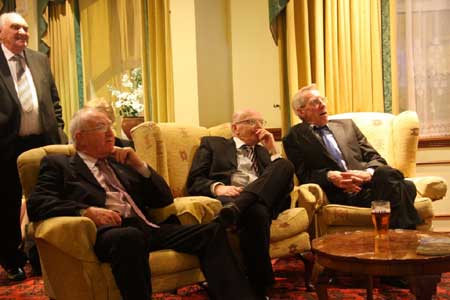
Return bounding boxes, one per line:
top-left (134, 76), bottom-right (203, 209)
top-left (27, 153), bottom-right (174, 223)
top-left (0, 46), bottom-right (66, 160)
top-left (283, 119), bottom-right (387, 197)
top-left (187, 136), bottom-right (271, 198)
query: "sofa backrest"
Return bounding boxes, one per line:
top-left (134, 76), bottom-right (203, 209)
top-left (132, 122), bottom-right (232, 197)
top-left (17, 144), bottom-right (76, 200)
top-left (328, 111), bottom-right (419, 177)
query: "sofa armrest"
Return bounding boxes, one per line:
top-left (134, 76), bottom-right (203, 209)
top-left (30, 216), bottom-right (98, 262)
top-left (149, 196), bottom-right (222, 225)
top-left (291, 184), bottom-right (327, 224)
top-left (407, 176), bottom-right (448, 201)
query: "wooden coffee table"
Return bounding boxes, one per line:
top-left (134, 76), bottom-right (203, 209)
top-left (312, 230), bottom-right (450, 300)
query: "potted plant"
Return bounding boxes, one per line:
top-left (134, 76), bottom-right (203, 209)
top-left (109, 67), bottom-right (144, 139)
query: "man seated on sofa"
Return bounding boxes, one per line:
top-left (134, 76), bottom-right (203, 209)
top-left (26, 107), bottom-right (265, 300)
top-left (282, 84), bottom-right (421, 230)
top-left (186, 108), bottom-right (295, 299)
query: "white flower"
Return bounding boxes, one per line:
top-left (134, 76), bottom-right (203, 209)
top-left (108, 67), bottom-right (144, 117)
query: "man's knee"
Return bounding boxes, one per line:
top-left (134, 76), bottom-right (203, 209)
top-left (270, 158), bottom-right (294, 179)
top-left (372, 165), bottom-right (404, 183)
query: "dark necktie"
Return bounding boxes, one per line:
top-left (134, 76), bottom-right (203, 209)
top-left (314, 126), bottom-right (347, 171)
top-left (241, 144), bottom-right (259, 175)
top-left (11, 55), bottom-right (33, 112)
top-left (96, 159), bottom-right (159, 228)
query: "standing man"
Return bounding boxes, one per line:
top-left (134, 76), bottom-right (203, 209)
top-left (283, 84), bottom-right (421, 229)
top-left (27, 108), bottom-right (263, 300)
top-left (187, 108), bottom-right (295, 299)
top-left (0, 12), bottom-right (67, 281)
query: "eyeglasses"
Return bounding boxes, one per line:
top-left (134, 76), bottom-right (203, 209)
top-left (234, 119), bottom-right (267, 127)
top-left (303, 96), bottom-right (327, 107)
top-left (80, 122), bottom-right (112, 133)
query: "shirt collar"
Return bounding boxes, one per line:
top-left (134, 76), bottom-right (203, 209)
top-left (233, 136), bottom-right (254, 150)
top-left (2, 44), bottom-right (24, 61)
top-left (78, 151), bottom-right (100, 170)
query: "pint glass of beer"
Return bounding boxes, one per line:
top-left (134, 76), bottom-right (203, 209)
top-left (371, 200), bottom-right (390, 237)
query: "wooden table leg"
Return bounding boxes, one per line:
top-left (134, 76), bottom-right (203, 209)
top-left (408, 274), bottom-right (441, 300)
top-left (316, 283), bottom-right (329, 300)
top-left (365, 275), bottom-right (373, 300)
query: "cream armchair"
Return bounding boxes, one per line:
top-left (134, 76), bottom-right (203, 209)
top-left (18, 145), bottom-right (224, 300)
top-left (131, 122), bottom-right (314, 290)
top-left (294, 111), bottom-right (447, 237)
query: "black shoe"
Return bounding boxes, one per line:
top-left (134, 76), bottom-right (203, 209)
top-left (218, 203), bottom-right (240, 228)
top-left (6, 267), bottom-right (26, 282)
top-left (380, 276), bottom-right (409, 288)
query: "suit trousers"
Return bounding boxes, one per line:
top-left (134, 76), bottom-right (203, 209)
top-left (0, 134), bottom-right (46, 270)
top-left (94, 217), bottom-right (260, 300)
top-left (332, 165), bottom-right (421, 229)
top-left (218, 159), bottom-right (294, 293)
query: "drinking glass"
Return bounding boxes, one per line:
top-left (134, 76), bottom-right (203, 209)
top-left (371, 200), bottom-right (391, 237)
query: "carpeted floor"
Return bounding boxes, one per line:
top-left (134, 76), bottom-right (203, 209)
top-left (1, 257), bottom-right (450, 299)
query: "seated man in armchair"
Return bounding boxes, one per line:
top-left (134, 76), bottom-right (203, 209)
top-left (282, 84), bottom-right (421, 229)
top-left (187, 108), bottom-right (295, 299)
top-left (27, 108), bottom-right (265, 300)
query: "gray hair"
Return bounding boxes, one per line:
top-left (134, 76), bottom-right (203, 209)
top-left (0, 12), bottom-right (23, 29)
top-left (291, 84), bottom-right (317, 117)
top-left (69, 107), bottom-right (98, 147)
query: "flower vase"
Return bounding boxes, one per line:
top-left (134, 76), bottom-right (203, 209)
top-left (121, 116), bottom-right (144, 140)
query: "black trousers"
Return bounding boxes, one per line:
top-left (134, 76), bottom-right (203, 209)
top-left (94, 217), bottom-right (260, 300)
top-left (330, 165), bottom-right (421, 229)
top-left (0, 135), bottom-right (46, 270)
top-left (218, 159), bottom-right (294, 293)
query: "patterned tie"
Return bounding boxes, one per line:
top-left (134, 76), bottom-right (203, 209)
top-left (96, 159), bottom-right (159, 228)
top-left (314, 126), bottom-right (347, 171)
top-left (11, 55), bottom-right (33, 112)
top-left (241, 144), bottom-right (259, 175)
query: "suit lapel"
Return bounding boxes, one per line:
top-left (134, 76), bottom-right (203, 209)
top-left (70, 154), bottom-right (103, 189)
top-left (226, 138), bottom-right (238, 169)
top-left (0, 47), bottom-right (21, 106)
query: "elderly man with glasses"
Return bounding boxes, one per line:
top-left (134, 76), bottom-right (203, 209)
top-left (283, 84), bottom-right (421, 230)
top-left (187, 108), bottom-right (294, 299)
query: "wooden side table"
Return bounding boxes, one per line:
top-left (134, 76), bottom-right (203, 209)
top-left (312, 230), bottom-right (450, 300)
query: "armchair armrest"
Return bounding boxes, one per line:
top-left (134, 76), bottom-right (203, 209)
top-left (30, 216), bottom-right (98, 262)
top-left (149, 196), bottom-right (222, 225)
top-left (291, 183), bottom-right (327, 223)
top-left (407, 176), bottom-right (448, 201)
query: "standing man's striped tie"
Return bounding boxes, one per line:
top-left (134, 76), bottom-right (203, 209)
top-left (11, 55), bottom-right (33, 112)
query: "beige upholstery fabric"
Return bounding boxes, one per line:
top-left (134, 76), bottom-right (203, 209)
top-left (17, 145), bottom-right (219, 300)
top-left (294, 111), bottom-right (447, 237)
top-left (132, 122), bottom-right (312, 261)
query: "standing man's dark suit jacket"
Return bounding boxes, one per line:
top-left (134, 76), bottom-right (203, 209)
top-left (0, 46), bottom-right (66, 271)
top-left (283, 119), bottom-right (386, 196)
top-left (27, 153), bottom-right (173, 222)
top-left (0, 47), bottom-right (67, 158)
top-left (187, 136), bottom-right (271, 196)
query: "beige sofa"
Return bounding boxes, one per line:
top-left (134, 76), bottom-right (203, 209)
top-left (131, 122), bottom-right (314, 290)
top-left (293, 111), bottom-right (447, 237)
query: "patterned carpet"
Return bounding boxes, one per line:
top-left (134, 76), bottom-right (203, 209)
top-left (1, 258), bottom-right (450, 299)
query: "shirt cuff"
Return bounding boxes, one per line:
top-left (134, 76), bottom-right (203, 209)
top-left (270, 153), bottom-right (283, 161)
top-left (136, 164), bottom-right (152, 178)
top-left (366, 168), bottom-right (375, 176)
top-left (210, 182), bottom-right (224, 196)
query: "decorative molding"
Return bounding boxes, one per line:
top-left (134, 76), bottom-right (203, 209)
top-left (418, 136), bottom-right (450, 148)
top-left (267, 127), bottom-right (282, 141)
